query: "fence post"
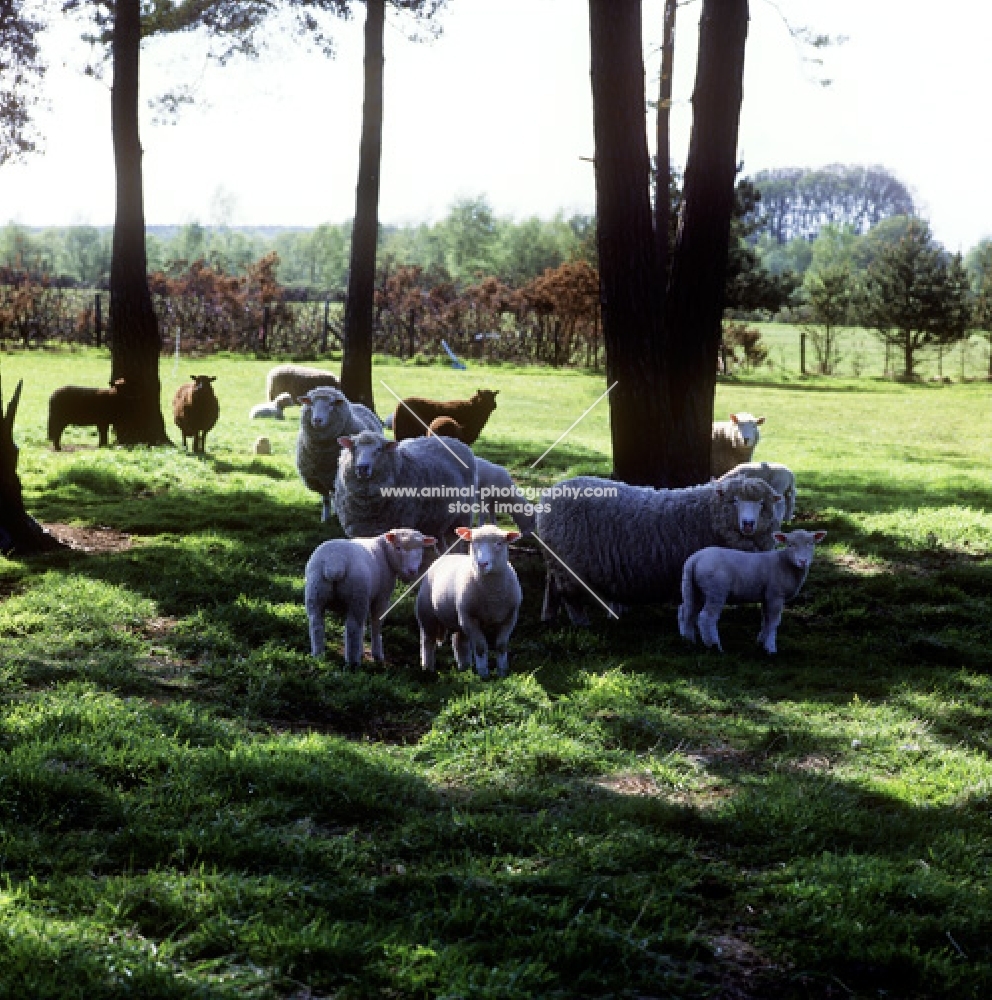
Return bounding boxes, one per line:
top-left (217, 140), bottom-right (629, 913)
top-left (94, 293), bottom-right (102, 349)
top-left (261, 303), bottom-right (270, 352)
top-left (322, 298), bottom-right (329, 354)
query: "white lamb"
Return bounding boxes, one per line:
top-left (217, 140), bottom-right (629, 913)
top-left (717, 461), bottom-right (797, 522)
top-left (415, 525), bottom-right (522, 679)
top-left (711, 411), bottom-right (765, 478)
top-left (296, 387), bottom-right (383, 522)
top-left (475, 457), bottom-right (536, 535)
top-left (249, 392), bottom-right (294, 420)
top-left (304, 528), bottom-right (437, 663)
top-left (678, 528), bottom-right (827, 655)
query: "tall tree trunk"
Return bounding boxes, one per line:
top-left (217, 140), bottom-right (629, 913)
top-left (588, 0), bottom-right (668, 485)
top-left (340, 0), bottom-right (385, 411)
top-left (0, 377), bottom-right (64, 556)
top-left (662, 0), bottom-right (749, 486)
top-left (109, 0), bottom-right (169, 446)
top-left (655, 0), bottom-right (677, 279)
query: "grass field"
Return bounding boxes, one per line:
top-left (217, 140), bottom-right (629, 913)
top-left (0, 347), bottom-right (990, 998)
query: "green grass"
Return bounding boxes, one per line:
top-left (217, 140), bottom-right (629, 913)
top-left (0, 346), bottom-right (990, 998)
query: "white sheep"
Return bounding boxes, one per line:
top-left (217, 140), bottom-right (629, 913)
top-left (415, 525), bottom-right (522, 678)
top-left (296, 387), bottom-right (382, 522)
top-left (536, 475), bottom-right (783, 626)
top-left (334, 429), bottom-right (477, 544)
top-left (678, 528), bottom-right (827, 654)
top-left (475, 457), bottom-right (536, 535)
top-left (711, 411), bottom-right (765, 478)
top-left (717, 461), bottom-right (797, 522)
top-left (267, 364), bottom-right (339, 402)
top-left (249, 392), bottom-right (294, 420)
top-left (305, 528), bottom-right (437, 663)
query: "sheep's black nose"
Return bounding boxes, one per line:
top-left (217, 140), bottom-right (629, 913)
top-left (741, 520), bottom-right (755, 534)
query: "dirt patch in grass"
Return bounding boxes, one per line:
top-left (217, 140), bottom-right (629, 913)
top-left (42, 522), bottom-right (133, 553)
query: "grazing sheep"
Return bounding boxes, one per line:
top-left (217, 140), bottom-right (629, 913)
top-left (393, 389), bottom-right (499, 445)
top-left (427, 415), bottom-right (465, 440)
top-left (249, 392), bottom-right (294, 420)
top-left (253, 436), bottom-right (272, 456)
top-left (334, 429), bottom-right (477, 543)
top-left (305, 528), bottom-right (436, 663)
top-left (173, 375), bottom-right (219, 454)
top-left (536, 475), bottom-right (783, 626)
top-left (266, 364), bottom-right (339, 402)
top-left (718, 461), bottom-right (797, 522)
top-left (711, 412), bottom-right (765, 478)
top-left (415, 525), bottom-right (522, 678)
top-left (296, 387), bottom-right (382, 522)
top-left (679, 529), bottom-right (827, 654)
top-left (475, 457), bottom-right (536, 535)
top-left (47, 378), bottom-right (126, 451)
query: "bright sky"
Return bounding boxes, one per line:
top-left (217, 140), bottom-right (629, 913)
top-left (1, 0), bottom-right (989, 252)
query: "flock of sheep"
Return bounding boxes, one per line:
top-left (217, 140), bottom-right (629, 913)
top-left (44, 364), bottom-right (826, 675)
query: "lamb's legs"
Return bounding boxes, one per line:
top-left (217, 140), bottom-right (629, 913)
top-left (541, 572), bottom-right (561, 623)
top-left (697, 596), bottom-right (726, 652)
top-left (419, 625), bottom-right (438, 672)
top-left (343, 612), bottom-right (366, 666)
top-left (492, 610), bottom-right (518, 678)
top-left (758, 599), bottom-right (784, 655)
top-left (677, 600), bottom-right (698, 643)
top-left (306, 601), bottom-right (326, 656)
top-left (458, 619), bottom-right (490, 679)
top-left (451, 631), bottom-right (473, 671)
top-left (369, 600), bottom-right (386, 663)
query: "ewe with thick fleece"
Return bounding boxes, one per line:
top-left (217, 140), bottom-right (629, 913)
top-left (711, 411), bottom-right (765, 478)
top-left (249, 392), bottom-right (293, 420)
top-left (305, 528), bottom-right (436, 663)
top-left (48, 378), bottom-right (126, 450)
top-left (475, 457), bottom-right (536, 535)
top-left (173, 375), bottom-right (219, 454)
top-left (296, 387), bottom-right (382, 522)
top-left (393, 389), bottom-right (499, 445)
top-left (718, 461), bottom-right (797, 522)
top-left (334, 429), bottom-right (476, 542)
top-left (536, 475), bottom-right (783, 625)
top-left (266, 364), bottom-right (338, 402)
top-left (679, 529), bottom-right (826, 654)
top-left (416, 525), bottom-right (522, 678)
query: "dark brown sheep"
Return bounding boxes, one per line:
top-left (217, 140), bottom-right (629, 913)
top-left (173, 375), bottom-right (219, 454)
top-left (393, 389), bottom-right (498, 445)
top-left (48, 378), bottom-right (126, 451)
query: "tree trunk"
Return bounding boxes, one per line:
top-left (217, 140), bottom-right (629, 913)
top-left (588, 0), bottom-right (668, 485)
top-left (340, 0), bottom-right (385, 411)
top-left (662, 0), bottom-right (749, 486)
top-left (655, 0), bottom-right (677, 278)
top-left (109, 0), bottom-right (169, 446)
top-left (0, 377), bottom-right (64, 556)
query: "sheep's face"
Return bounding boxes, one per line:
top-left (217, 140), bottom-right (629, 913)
top-left (338, 432), bottom-right (396, 481)
top-left (190, 375), bottom-right (217, 394)
top-left (473, 389), bottom-right (499, 414)
top-left (303, 388), bottom-right (348, 432)
top-left (773, 529), bottom-right (827, 570)
top-left (730, 412), bottom-right (764, 448)
top-left (384, 528), bottom-right (438, 582)
top-left (716, 480), bottom-right (783, 538)
top-left (456, 525), bottom-right (520, 577)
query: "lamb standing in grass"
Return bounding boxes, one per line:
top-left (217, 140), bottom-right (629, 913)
top-left (718, 461), bottom-right (797, 522)
top-left (47, 378), bottom-right (126, 450)
top-left (296, 387), bottom-right (382, 522)
top-left (416, 525), bottom-right (522, 678)
top-left (711, 412), bottom-right (765, 478)
top-left (249, 392), bottom-right (294, 420)
top-left (537, 475), bottom-right (783, 625)
top-left (334, 429), bottom-right (477, 543)
top-left (305, 528), bottom-right (436, 663)
top-left (678, 529), bottom-right (826, 654)
top-left (173, 375), bottom-right (219, 454)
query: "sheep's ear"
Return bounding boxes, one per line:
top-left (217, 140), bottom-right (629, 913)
top-left (384, 531), bottom-right (397, 544)
top-left (421, 535), bottom-right (437, 548)
top-left (337, 436), bottom-right (354, 449)
top-left (298, 394), bottom-right (311, 406)
top-left (773, 532), bottom-right (788, 544)
top-left (756, 416), bottom-right (766, 425)
top-left (813, 530), bottom-right (827, 542)
top-left (505, 531), bottom-right (521, 543)
top-left (455, 527), bottom-right (473, 541)
top-left (207, 376), bottom-right (217, 383)
top-left (730, 413), bottom-right (739, 424)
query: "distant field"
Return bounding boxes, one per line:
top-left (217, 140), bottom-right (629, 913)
top-left (0, 347), bottom-right (990, 998)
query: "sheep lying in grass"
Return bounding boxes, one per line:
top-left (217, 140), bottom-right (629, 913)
top-left (249, 392), bottom-right (294, 420)
top-left (296, 387), bottom-right (382, 522)
top-left (173, 375), bottom-right (219, 454)
top-left (678, 528), bottom-right (826, 654)
top-left (393, 389), bottom-right (498, 445)
top-left (305, 528), bottom-right (437, 663)
top-left (711, 412), bottom-right (765, 478)
top-left (536, 475), bottom-right (783, 625)
top-left (416, 525), bottom-right (522, 678)
top-left (718, 461), bottom-right (797, 522)
top-left (48, 379), bottom-right (126, 450)
top-left (334, 429), bottom-right (476, 543)
top-left (266, 364), bottom-right (339, 402)
top-left (475, 457), bottom-right (536, 535)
